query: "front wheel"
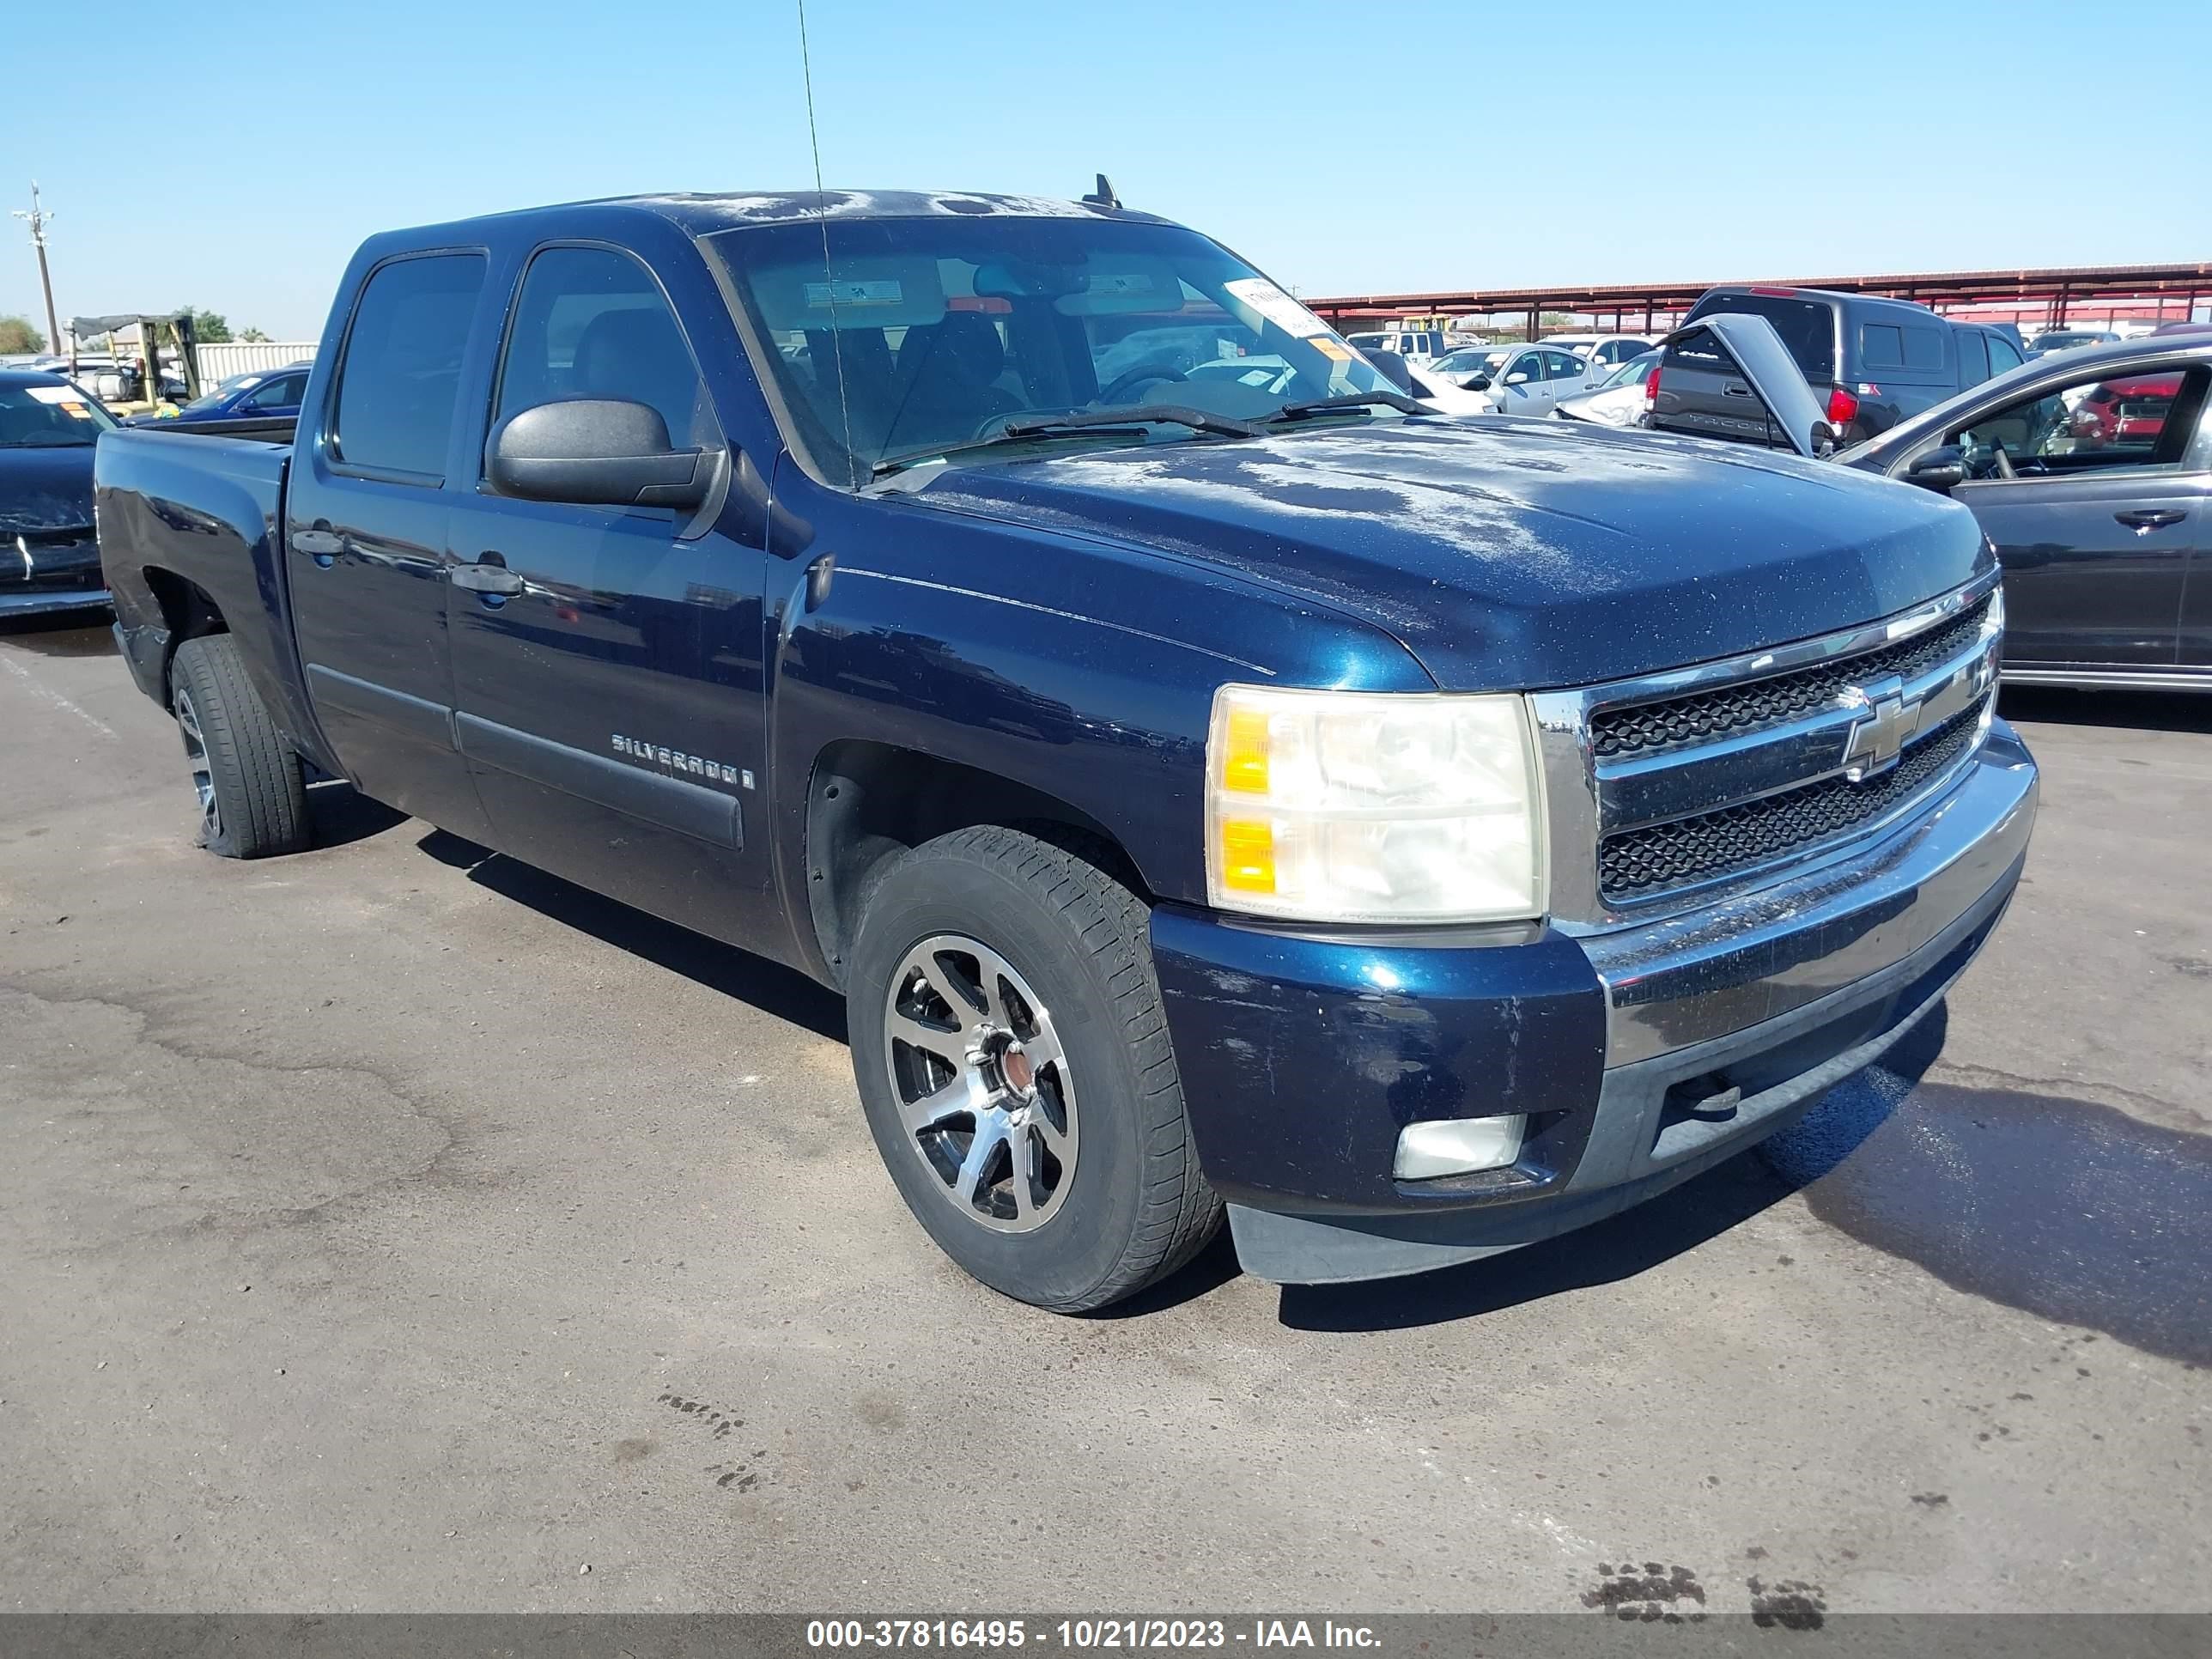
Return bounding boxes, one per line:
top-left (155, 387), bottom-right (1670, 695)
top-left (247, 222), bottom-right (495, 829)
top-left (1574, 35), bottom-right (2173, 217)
top-left (846, 827), bottom-right (1222, 1312)
top-left (170, 634), bottom-right (311, 859)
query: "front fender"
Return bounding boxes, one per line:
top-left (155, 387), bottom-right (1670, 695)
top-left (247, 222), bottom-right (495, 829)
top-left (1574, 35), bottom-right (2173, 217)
top-left (762, 470), bottom-right (1435, 981)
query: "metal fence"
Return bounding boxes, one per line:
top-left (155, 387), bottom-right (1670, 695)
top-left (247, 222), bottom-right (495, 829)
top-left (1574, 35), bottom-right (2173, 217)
top-left (195, 342), bottom-right (318, 381)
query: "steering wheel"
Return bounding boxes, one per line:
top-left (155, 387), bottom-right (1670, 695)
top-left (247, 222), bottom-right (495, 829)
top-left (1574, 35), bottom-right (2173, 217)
top-left (1098, 362), bottom-right (1189, 404)
top-left (1991, 442), bottom-right (2017, 481)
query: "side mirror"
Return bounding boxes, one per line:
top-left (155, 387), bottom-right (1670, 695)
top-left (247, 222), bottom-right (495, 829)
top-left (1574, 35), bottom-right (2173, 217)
top-left (1905, 445), bottom-right (1967, 493)
top-left (1504, 371), bottom-right (1531, 386)
top-left (486, 398), bottom-right (711, 508)
top-left (1468, 374), bottom-right (1492, 391)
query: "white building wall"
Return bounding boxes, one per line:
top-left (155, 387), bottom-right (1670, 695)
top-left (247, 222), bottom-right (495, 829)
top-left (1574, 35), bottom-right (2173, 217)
top-left (196, 342), bottom-right (319, 380)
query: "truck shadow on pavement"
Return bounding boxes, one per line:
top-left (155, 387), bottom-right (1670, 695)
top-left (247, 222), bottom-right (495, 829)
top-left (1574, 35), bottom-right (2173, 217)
top-left (385, 821), bottom-right (2209, 1349)
top-left (1280, 1005), bottom-right (2212, 1358)
top-left (304, 779), bottom-right (411, 849)
top-left (414, 828), bottom-right (848, 1043)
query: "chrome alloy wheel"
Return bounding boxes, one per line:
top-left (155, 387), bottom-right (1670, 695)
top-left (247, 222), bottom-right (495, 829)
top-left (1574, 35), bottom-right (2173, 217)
top-left (883, 933), bottom-right (1077, 1233)
top-left (173, 684), bottom-right (219, 844)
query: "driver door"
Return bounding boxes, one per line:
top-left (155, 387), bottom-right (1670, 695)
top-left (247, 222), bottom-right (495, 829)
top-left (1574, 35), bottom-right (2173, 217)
top-left (1493, 349), bottom-right (1549, 416)
top-left (1943, 362), bottom-right (2211, 667)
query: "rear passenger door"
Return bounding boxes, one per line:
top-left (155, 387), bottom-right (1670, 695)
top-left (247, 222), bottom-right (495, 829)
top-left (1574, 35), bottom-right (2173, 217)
top-left (1545, 349), bottom-right (1592, 402)
top-left (285, 250), bottom-right (495, 840)
top-left (441, 240), bottom-right (775, 933)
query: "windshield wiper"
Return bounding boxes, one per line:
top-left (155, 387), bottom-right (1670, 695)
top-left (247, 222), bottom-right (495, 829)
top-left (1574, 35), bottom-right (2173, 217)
top-left (871, 405), bottom-right (1260, 477)
top-left (1265, 390), bottom-right (1431, 422)
top-left (998, 404), bottom-right (1261, 441)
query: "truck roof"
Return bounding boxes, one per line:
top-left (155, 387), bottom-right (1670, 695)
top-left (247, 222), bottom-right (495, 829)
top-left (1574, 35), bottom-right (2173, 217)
top-left (405, 189), bottom-right (1176, 241)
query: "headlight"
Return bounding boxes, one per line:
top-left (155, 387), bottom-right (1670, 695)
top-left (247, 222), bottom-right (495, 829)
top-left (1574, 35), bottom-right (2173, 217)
top-left (1204, 684), bottom-right (1547, 925)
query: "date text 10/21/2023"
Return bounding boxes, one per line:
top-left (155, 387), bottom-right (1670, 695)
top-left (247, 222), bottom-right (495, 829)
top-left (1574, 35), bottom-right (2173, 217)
top-left (805, 1621), bottom-right (1383, 1650)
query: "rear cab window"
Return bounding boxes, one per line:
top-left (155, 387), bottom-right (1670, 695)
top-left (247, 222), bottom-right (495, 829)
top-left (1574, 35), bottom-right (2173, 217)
top-left (330, 253), bottom-right (488, 481)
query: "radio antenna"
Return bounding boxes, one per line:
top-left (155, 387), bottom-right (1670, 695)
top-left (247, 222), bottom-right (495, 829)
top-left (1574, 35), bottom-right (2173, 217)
top-left (797, 0), bottom-right (857, 482)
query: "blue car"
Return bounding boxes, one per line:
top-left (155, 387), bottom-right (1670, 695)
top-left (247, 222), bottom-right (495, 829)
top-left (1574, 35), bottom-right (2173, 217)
top-left (124, 362), bottom-right (313, 427)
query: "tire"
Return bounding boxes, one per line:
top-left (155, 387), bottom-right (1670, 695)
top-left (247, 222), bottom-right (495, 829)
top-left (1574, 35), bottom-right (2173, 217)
top-left (170, 635), bottom-right (311, 859)
top-left (847, 826), bottom-right (1222, 1312)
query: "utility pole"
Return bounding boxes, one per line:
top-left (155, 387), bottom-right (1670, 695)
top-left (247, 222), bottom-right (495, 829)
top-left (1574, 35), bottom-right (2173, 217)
top-left (11, 182), bottom-right (63, 358)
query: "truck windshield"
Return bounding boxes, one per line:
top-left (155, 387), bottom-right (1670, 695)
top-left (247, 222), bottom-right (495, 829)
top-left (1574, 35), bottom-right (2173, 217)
top-left (0, 381), bottom-right (118, 446)
top-left (707, 216), bottom-right (1395, 482)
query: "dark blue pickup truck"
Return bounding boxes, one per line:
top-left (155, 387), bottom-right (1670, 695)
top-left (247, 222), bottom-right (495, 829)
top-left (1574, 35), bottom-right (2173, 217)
top-left (95, 188), bottom-right (2039, 1311)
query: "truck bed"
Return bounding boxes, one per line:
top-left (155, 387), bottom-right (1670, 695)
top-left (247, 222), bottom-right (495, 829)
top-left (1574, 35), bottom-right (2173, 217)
top-left (94, 423), bottom-right (324, 764)
top-left (137, 413), bottom-right (298, 444)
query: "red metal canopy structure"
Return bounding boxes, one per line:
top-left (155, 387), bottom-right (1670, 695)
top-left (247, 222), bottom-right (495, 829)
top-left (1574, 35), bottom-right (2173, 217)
top-left (1306, 261), bottom-right (2212, 338)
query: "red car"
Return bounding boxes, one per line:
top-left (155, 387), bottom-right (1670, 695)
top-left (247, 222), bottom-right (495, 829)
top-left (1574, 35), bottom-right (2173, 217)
top-left (2069, 372), bottom-right (2182, 447)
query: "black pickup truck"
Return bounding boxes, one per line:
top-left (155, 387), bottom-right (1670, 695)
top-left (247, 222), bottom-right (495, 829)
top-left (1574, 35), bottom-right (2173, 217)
top-left (95, 188), bottom-right (2039, 1311)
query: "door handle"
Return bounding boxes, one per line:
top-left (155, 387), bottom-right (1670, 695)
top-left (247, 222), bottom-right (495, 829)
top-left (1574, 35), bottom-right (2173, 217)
top-left (448, 559), bottom-right (525, 597)
top-left (292, 527), bottom-right (345, 566)
top-left (1724, 384), bottom-right (1754, 398)
top-left (2114, 509), bottom-right (2186, 532)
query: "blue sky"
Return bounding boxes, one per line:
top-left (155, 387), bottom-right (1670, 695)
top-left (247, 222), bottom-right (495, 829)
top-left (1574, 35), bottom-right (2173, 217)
top-left (9, 0), bottom-right (2208, 341)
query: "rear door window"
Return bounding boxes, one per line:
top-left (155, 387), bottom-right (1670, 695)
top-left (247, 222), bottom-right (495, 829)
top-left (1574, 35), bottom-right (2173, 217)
top-left (331, 253), bottom-right (487, 479)
top-left (1987, 333), bottom-right (2025, 374)
top-left (1695, 295), bottom-right (1834, 383)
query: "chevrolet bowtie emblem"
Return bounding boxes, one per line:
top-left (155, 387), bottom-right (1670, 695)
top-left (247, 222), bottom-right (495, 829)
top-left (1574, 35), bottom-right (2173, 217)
top-left (1840, 673), bottom-right (1917, 781)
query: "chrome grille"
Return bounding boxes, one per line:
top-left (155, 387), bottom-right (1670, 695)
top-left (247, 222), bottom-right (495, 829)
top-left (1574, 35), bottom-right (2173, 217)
top-left (1531, 574), bottom-right (2004, 922)
top-left (1599, 704), bottom-right (1985, 897)
top-left (1589, 597), bottom-right (1993, 761)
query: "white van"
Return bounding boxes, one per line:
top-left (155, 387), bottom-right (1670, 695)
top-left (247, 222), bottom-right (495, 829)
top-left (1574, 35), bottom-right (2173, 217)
top-left (1345, 327), bottom-right (1449, 368)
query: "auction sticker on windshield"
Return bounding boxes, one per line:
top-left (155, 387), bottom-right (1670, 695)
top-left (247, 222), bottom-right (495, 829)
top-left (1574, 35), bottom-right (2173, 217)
top-left (25, 385), bottom-right (96, 418)
top-left (1224, 277), bottom-right (1333, 340)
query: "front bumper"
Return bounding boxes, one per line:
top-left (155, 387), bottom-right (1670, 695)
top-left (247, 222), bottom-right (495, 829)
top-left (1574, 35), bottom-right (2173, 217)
top-left (0, 584), bottom-right (110, 619)
top-left (1152, 720), bottom-right (2038, 1285)
top-left (3, 532), bottom-right (108, 619)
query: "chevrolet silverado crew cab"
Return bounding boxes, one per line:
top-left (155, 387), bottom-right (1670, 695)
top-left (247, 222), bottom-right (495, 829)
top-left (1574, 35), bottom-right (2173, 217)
top-left (96, 188), bottom-right (2039, 1312)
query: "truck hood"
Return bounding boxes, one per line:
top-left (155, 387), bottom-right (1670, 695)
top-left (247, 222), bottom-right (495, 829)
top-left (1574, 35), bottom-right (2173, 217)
top-left (906, 419), bottom-right (1989, 690)
top-left (0, 445), bottom-right (98, 534)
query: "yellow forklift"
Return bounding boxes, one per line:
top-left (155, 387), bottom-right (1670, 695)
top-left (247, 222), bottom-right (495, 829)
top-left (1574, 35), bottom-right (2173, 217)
top-left (67, 312), bottom-right (204, 417)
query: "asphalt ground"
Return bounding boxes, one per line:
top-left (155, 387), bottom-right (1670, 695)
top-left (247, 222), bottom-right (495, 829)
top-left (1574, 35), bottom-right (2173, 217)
top-left (2, 613), bottom-right (2205, 1616)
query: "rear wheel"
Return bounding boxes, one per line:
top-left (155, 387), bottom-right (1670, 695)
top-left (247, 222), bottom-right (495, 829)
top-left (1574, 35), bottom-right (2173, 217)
top-left (847, 827), bottom-right (1221, 1312)
top-left (170, 635), bottom-right (311, 859)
